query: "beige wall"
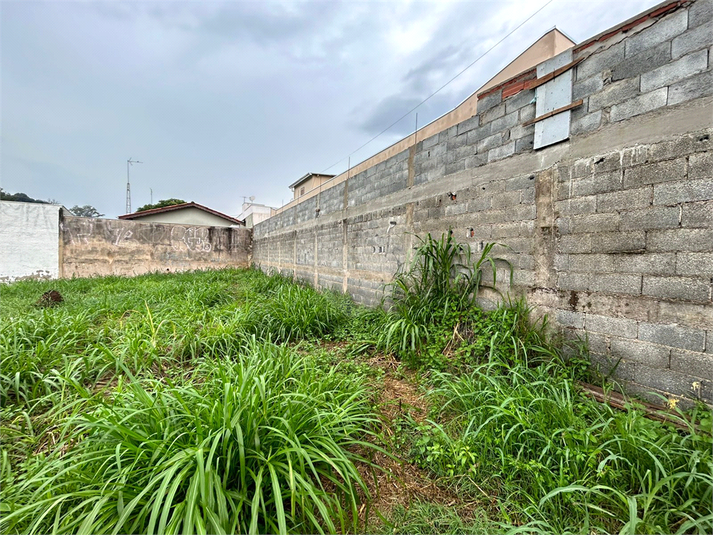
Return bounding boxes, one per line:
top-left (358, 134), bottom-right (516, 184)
top-left (127, 207), bottom-right (239, 227)
top-left (292, 174), bottom-right (333, 200)
top-left (61, 216), bottom-right (251, 278)
top-left (276, 29), bottom-right (575, 215)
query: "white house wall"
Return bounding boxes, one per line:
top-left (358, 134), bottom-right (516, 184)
top-left (0, 201), bottom-right (61, 282)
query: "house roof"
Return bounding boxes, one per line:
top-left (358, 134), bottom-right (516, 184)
top-left (289, 172), bottom-right (336, 191)
top-left (119, 202), bottom-right (245, 225)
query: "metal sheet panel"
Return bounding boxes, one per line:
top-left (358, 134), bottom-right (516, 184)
top-left (534, 50), bottom-right (573, 149)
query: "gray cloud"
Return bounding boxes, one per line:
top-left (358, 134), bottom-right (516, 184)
top-left (2, 0), bottom-right (660, 218)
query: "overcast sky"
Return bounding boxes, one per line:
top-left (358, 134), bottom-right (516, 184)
top-left (2, 0), bottom-right (660, 218)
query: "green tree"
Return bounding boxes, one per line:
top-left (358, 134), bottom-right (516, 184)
top-left (136, 198), bottom-right (186, 212)
top-left (0, 188), bottom-right (49, 204)
top-left (70, 205), bottom-right (104, 218)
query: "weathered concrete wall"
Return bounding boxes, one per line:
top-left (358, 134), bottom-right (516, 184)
top-left (60, 216), bottom-right (251, 278)
top-left (253, 0), bottom-right (713, 404)
top-left (0, 201), bottom-right (64, 282)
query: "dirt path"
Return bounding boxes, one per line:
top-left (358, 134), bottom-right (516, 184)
top-left (354, 353), bottom-right (462, 530)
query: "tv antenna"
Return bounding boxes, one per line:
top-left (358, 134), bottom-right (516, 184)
top-left (126, 158), bottom-right (142, 214)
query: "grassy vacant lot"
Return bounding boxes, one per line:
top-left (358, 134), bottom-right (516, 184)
top-left (1, 234), bottom-right (711, 534)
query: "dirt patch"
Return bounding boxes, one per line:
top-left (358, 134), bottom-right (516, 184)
top-left (353, 356), bottom-right (466, 530)
top-left (35, 290), bottom-right (63, 308)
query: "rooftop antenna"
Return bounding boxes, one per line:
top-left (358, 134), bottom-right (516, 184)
top-left (126, 158), bottom-right (142, 213)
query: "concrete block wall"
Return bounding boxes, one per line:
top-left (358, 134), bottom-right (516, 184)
top-left (61, 216), bottom-right (251, 278)
top-left (253, 0), bottom-right (713, 404)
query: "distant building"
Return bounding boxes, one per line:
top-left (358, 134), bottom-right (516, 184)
top-left (237, 202), bottom-right (276, 229)
top-left (289, 173), bottom-right (335, 200)
top-left (119, 202), bottom-right (244, 227)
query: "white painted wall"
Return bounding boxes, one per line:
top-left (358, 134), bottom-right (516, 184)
top-left (0, 201), bottom-right (62, 282)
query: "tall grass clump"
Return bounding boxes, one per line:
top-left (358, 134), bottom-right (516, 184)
top-left (403, 314), bottom-right (712, 534)
top-left (1, 338), bottom-right (378, 535)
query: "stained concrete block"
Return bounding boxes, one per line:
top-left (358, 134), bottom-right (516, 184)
top-left (623, 158), bottom-right (686, 188)
top-left (610, 88), bottom-right (669, 122)
top-left (673, 19), bottom-right (713, 58)
top-left (653, 179), bottom-right (713, 205)
top-left (667, 70), bottom-right (713, 105)
top-left (642, 275), bottom-right (710, 301)
top-left (612, 41), bottom-right (671, 82)
top-left (624, 9), bottom-right (688, 57)
top-left (676, 252), bottom-right (713, 277)
top-left (641, 49), bottom-right (708, 92)
top-left (588, 78), bottom-right (640, 112)
top-left (647, 228), bottom-right (713, 252)
top-left (586, 314), bottom-right (638, 338)
top-left (638, 322), bottom-right (706, 351)
top-left (610, 337), bottom-right (670, 367)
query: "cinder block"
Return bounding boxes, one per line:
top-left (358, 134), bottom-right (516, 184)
top-left (465, 154), bottom-right (488, 169)
top-left (591, 231), bottom-right (646, 253)
top-left (638, 322), bottom-right (706, 351)
top-left (476, 132), bottom-right (504, 152)
top-left (457, 116), bottom-right (479, 136)
top-left (480, 102), bottom-right (506, 125)
top-left (620, 206), bottom-right (680, 231)
top-left (672, 19), bottom-right (713, 58)
top-left (505, 88), bottom-right (536, 114)
top-left (612, 41), bottom-right (671, 82)
top-left (689, 152), bottom-right (713, 180)
top-left (670, 349), bottom-right (713, 381)
top-left (681, 200), bottom-right (713, 228)
top-left (641, 49), bottom-right (708, 92)
top-left (556, 309), bottom-right (585, 329)
top-left (558, 272), bottom-right (591, 291)
top-left (567, 253), bottom-right (614, 272)
top-left (490, 110), bottom-right (519, 133)
top-left (573, 75), bottom-right (604, 101)
top-left (555, 196), bottom-right (597, 216)
top-left (567, 212), bottom-right (621, 234)
top-left (520, 186), bottom-right (535, 203)
top-left (573, 158), bottom-right (593, 178)
top-left (576, 42), bottom-right (625, 81)
top-left (515, 134), bottom-right (535, 153)
top-left (465, 124), bottom-right (493, 145)
top-left (588, 78), bottom-right (640, 112)
top-left (570, 170), bottom-right (623, 197)
top-left (519, 104), bottom-right (536, 123)
top-left (586, 314), bottom-right (638, 338)
top-left (559, 234), bottom-right (593, 254)
top-left (623, 158), bottom-right (687, 189)
top-left (571, 110), bottom-right (602, 136)
top-left (510, 123), bottom-right (535, 141)
top-left (642, 275), bottom-right (710, 301)
top-left (647, 228), bottom-right (713, 252)
top-left (445, 160), bottom-right (466, 175)
top-left (477, 90), bottom-right (502, 113)
top-left (689, 0), bottom-right (713, 28)
top-left (708, 330), bottom-right (713, 354)
top-left (445, 203), bottom-right (467, 217)
top-left (488, 142), bottom-right (516, 163)
top-left (610, 88), bottom-right (668, 122)
top-left (589, 273), bottom-right (642, 295)
top-left (614, 252), bottom-right (676, 275)
top-left (624, 9), bottom-right (688, 57)
top-left (610, 337), bottom-right (670, 367)
top-left (676, 252), bottom-right (713, 277)
top-left (668, 70), bottom-right (713, 105)
top-left (597, 187), bottom-right (652, 212)
top-left (653, 179), bottom-right (713, 205)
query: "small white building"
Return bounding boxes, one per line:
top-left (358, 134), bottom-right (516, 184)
top-left (237, 202), bottom-right (276, 229)
top-left (119, 202), bottom-right (244, 227)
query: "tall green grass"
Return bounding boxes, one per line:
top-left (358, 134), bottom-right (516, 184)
top-left (1, 339), bottom-right (378, 535)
